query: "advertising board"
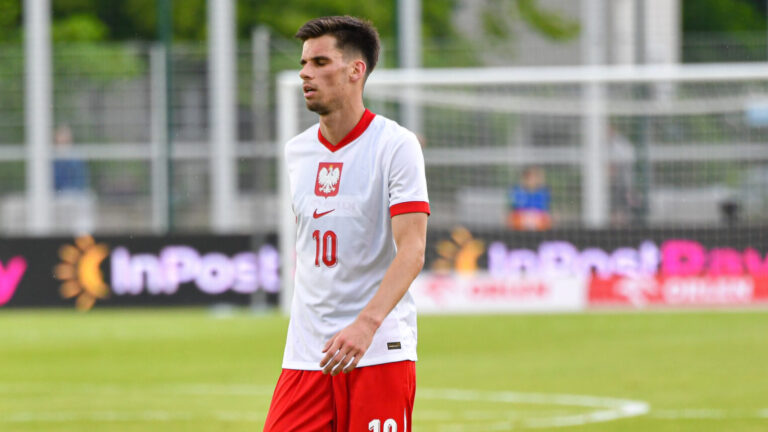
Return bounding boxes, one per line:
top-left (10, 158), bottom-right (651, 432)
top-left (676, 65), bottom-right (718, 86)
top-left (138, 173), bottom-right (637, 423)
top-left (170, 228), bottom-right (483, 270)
top-left (0, 234), bottom-right (279, 310)
top-left (4, 227), bottom-right (767, 313)
top-left (586, 238), bottom-right (768, 307)
top-left (410, 272), bottom-right (587, 314)
top-left (419, 227), bottom-right (768, 312)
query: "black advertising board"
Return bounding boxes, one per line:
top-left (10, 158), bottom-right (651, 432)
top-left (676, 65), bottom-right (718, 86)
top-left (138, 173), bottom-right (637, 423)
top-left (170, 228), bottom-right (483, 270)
top-left (0, 234), bottom-right (279, 310)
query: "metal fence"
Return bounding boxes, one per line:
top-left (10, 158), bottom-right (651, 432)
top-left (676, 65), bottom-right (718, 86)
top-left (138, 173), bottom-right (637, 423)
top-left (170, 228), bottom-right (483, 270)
top-left (3, 26), bottom-right (768, 235)
top-left (1, 39), bottom-right (281, 235)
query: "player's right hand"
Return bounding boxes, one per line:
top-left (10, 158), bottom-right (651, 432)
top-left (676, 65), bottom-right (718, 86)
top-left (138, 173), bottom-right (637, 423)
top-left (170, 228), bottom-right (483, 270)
top-left (319, 317), bottom-right (377, 375)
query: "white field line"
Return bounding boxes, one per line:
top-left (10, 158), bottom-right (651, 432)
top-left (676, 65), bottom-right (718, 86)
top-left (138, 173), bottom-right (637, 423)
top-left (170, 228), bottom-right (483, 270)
top-left (0, 382), bottom-right (275, 396)
top-left (4, 383), bottom-right (764, 427)
top-left (2, 410), bottom-right (267, 423)
top-left (650, 409), bottom-right (768, 420)
top-left (418, 388), bottom-right (649, 428)
top-left (11, 408), bottom-right (757, 428)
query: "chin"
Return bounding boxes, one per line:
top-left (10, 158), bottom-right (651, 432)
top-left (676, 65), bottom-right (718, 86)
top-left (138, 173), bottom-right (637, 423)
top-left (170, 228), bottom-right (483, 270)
top-left (306, 101), bottom-right (330, 116)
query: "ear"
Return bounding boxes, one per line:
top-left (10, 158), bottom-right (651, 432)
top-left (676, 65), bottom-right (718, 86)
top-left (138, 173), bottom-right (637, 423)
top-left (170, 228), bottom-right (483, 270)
top-left (349, 59), bottom-right (367, 83)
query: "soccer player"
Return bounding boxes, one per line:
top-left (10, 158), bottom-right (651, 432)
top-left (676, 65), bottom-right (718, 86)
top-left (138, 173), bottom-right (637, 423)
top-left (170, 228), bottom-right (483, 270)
top-left (263, 16), bottom-right (430, 432)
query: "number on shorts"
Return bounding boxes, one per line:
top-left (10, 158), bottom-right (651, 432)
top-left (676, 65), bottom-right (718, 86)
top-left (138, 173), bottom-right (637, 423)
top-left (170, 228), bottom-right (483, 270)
top-left (368, 418), bottom-right (397, 432)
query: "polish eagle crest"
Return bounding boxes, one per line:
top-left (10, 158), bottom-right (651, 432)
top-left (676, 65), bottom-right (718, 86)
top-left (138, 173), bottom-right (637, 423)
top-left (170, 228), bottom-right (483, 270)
top-left (315, 162), bottom-right (343, 197)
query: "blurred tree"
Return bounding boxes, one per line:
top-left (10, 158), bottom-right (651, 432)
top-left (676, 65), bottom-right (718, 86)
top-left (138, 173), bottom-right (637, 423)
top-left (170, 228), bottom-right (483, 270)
top-left (1, 0), bottom-right (574, 45)
top-left (682, 0), bottom-right (768, 62)
top-left (465, 0), bottom-right (578, 66)
top-left (481, 0), bottom-right (579, 41)
top-left (51, 14), bottom-right (108, 41)
top-left (0, 0), bottom-right (454, 43)
top-left (0, 0), bottom-right (21, 41)
top-left (746, 0), bottom-right (768, 16)
top-left (0, 0), bottom-right (144, 144)
top-left (683, 0), bottom-right (765, 33)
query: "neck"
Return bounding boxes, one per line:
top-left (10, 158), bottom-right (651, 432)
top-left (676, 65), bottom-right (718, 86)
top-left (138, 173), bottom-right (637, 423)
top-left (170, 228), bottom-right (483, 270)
top-left (318, 99), bottom-right (366, 146)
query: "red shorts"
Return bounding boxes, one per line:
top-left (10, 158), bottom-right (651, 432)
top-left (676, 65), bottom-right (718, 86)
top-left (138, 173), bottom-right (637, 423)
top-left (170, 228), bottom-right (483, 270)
top-left (263, 361), bottom-right (416, 432)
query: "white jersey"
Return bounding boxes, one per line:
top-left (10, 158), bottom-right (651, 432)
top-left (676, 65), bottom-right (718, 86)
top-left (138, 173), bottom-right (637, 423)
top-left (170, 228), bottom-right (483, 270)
top-left (282, 109), bottom-right (430, 370)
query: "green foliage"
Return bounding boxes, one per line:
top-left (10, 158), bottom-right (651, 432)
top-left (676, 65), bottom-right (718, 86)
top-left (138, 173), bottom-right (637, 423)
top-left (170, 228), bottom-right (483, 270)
top-left (0, 0), bottom-right (21, 40)
top-left (3, 0), bottom-right (469, 44)
top-left (482, 7), bottom-right (510, 39)
top-left (52, 14), bottom-right (108, 41)
top-left (173, 0), bottom-right (208, 40)
top-left (681, 0), bottom-right (767, 62)
top-left (0, 3), bottom-right (144, 137)
top-left (0, 44), bottom-right (24, 144)
top-left (8, 0), bottom-right (767, 46)
top-left (422, 36), bottom-right (482, 67)
top-left (1, 0), bottom-right (572, 71)
top-left (53, 43), bottom-right (143, 83)
top-left (2, 0), bottom-right (456, 43)
top-left (517, 0), bottom-right (579, 41)
top-left (0, 162), bottom-right (24, 191)
top-left (683, 0), bottom-right (766, 33)
top-left (0, 39), bottom-right (143, 144)
top-left (246, 1), bottom-right (396, 40)
top-left (476, 0), bottom-right (580, 42)
top-left (110, 0), bottom-right (160, 40)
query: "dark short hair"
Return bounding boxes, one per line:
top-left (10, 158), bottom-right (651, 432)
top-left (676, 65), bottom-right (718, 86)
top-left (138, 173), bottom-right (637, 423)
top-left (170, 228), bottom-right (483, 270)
top-left (295, 16), bottom-right (380, 76)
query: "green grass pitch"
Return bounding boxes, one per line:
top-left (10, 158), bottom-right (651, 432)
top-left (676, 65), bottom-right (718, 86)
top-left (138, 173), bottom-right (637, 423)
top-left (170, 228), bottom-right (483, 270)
top-left (1, 308), bottom-right (767, 431)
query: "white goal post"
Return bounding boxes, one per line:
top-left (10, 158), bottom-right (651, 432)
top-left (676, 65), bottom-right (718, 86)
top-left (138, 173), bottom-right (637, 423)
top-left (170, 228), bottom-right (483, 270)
top-left (276, 62), bottom-right (768, 314)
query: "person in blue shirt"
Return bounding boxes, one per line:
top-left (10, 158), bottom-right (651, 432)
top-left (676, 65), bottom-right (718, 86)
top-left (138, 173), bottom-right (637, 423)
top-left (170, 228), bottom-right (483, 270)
top-left (53, 124), bottom-right (89, 192)
top-left (52, 124), bottom-right (95, 234)
top-left (507, 166), bottom-right (551, 230)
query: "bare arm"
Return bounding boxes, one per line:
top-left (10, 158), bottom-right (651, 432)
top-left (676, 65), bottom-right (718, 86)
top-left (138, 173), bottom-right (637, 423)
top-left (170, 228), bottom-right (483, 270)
top-left (319, 211), bottom-right (428, 375)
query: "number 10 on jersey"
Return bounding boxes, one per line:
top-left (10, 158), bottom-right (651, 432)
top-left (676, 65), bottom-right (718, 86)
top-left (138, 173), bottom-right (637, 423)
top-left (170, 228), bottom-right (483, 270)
top-left (312, 230), bottom-right (337, 267)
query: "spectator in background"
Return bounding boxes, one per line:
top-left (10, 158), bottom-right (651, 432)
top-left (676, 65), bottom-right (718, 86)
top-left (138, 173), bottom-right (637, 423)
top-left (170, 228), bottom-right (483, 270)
top-left (608, 126), bottom-right (640, 227)
top-left (507, 166), bottom-right (551, 230)
top-left (53, 124), bottom-right (89, 192)
top-left (52, 124), bottom-right (94, 233)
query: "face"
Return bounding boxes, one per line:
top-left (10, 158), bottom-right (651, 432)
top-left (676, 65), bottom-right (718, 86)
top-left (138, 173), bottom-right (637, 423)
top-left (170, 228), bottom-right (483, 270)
top-left (54, 125), bottom-right (73, 147)
top-left (523, 169), bottom-right (545, 189)
top-left (299, 35), bottom-right (363, 115)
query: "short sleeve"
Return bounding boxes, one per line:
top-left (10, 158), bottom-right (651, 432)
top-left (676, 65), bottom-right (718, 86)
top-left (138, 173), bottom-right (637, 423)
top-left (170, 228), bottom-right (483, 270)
top-left (388, 132), bottom-right (430, 217)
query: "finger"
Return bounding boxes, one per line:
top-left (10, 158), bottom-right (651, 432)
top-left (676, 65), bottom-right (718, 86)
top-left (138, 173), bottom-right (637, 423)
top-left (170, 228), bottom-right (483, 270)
top-left (322, 347), bottom-right (347, 374)
top-left (319, 337), bottom-right (341, 368)
top-left (321, 335), bottom-right (336, 354)
top-left (319, 347), bottom-right (337, 369)
top-left (342, 355), bottom-right (359, 374)
top-left (322, 358), bottom-right (335, 375)
top-left (324, 350), bottom-right (347, 375)
top-left (330, 354), bottom-right (349, 376)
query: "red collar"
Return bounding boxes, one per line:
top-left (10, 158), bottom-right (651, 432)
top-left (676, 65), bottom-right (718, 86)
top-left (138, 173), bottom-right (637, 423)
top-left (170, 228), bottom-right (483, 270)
top-left (317, 109), bottom-right (376, 152)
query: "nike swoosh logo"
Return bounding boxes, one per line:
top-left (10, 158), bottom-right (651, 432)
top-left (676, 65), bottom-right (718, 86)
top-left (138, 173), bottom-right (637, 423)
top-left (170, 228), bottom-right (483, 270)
top-left (313, 209), bottom-right (335, 219)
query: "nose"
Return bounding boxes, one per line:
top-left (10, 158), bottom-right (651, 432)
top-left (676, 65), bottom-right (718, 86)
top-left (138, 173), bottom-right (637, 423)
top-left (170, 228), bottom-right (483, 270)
top-left (299, 64), bottom-right (312, 80)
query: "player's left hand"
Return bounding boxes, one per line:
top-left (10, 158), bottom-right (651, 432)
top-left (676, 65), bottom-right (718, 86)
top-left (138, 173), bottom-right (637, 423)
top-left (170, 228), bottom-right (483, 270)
top-left (320, 317), bottom-right (377, 376)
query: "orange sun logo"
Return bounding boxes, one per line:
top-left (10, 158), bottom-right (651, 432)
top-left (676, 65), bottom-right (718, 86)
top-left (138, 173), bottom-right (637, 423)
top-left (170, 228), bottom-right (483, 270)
top-left (55, 235), bottom-right (110, 311)
top-left (431, 226), bottom-right (485, 275)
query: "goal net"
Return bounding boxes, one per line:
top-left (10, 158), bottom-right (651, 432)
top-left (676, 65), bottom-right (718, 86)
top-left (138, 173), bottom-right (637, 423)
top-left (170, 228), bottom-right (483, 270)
top-left (277, 63), bottom-right (768, 312)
